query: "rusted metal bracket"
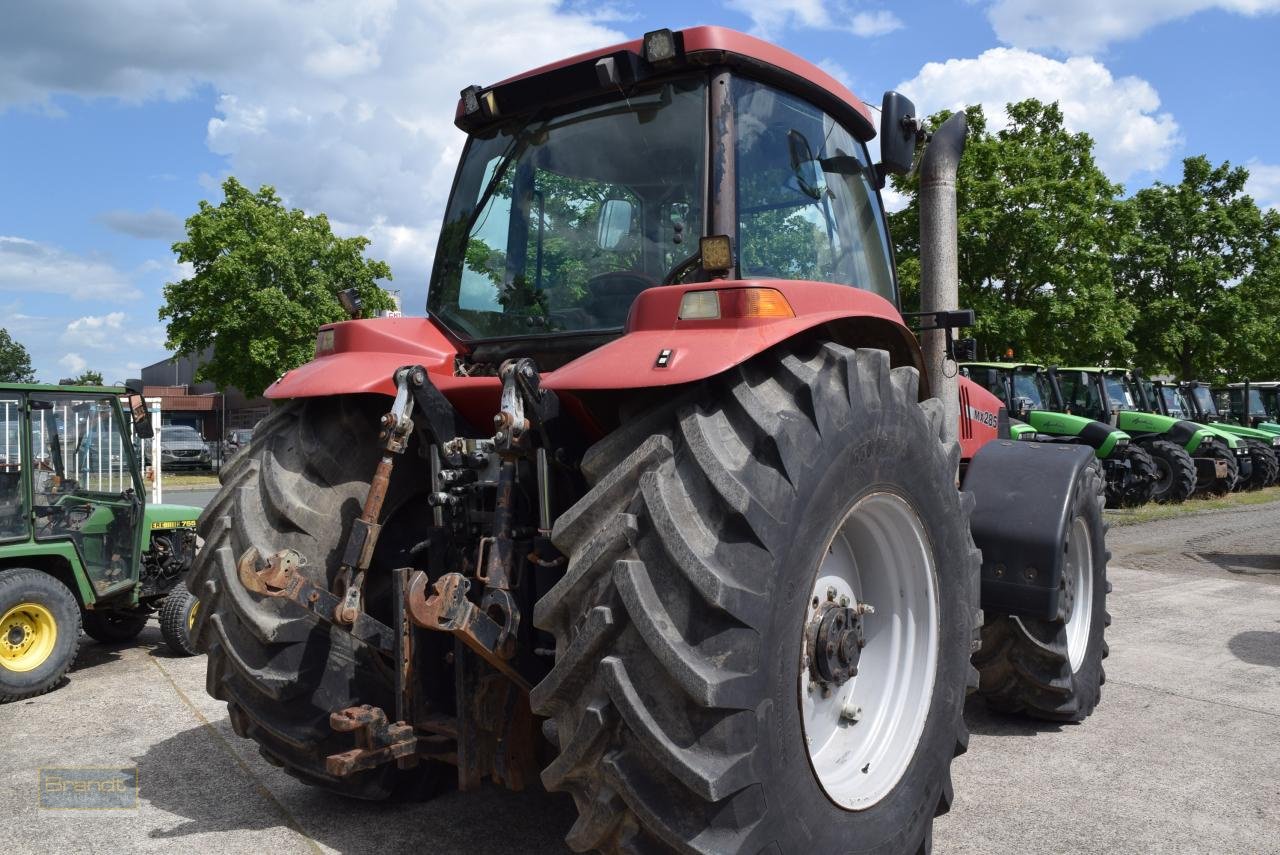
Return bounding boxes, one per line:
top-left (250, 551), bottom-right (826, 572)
top-left (237, 546), bottom-right (394, 654)
top-left (408, 572), bottom-right (531, 692)
top-left (325, 705), bottom-right (453, 776)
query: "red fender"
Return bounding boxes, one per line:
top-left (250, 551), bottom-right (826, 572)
top-left (958, 376), bottom-right (1003, 462)
top-left (268, 281), bottom-right (926, 431)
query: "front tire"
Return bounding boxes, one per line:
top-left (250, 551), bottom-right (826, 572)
top-left (1139, 439), bottom-right (1196, 504)
top-left (531, 344), bottom-right (979, 854)
top-left (159, 583), bottom-right (201, 656)
top-left (1104, 443), bottom-right (1156, 508)
top-left (1242, 440), bottom-right (1278, 490)
top-left (973, 461), bottom-right (1109, 721)
top-left (0, 569), bottom-right (81, 703)
top-left (1196, 439), bottom-right (1238, 496)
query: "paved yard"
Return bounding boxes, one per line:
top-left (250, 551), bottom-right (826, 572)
top-left (3, 503), bottom-right (1278, 854)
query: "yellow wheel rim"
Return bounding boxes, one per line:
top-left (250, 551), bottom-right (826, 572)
top-left (1, 602), bottom-right (58, 673)
top-left (187, 599), bottom-right (200, 631)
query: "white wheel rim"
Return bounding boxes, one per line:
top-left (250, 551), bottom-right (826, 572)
top-left (799, 491), bottom-right (939, 810)
top-left (1064, 516), bottom-right (1094, 672)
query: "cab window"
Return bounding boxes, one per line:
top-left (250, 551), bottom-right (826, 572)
top-left (0, 396), bottom-right (26, 542)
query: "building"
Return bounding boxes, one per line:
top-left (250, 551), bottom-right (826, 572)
top-left (140, 350), bottom-right (270, 441)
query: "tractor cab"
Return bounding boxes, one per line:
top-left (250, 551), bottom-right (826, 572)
top-left (1222, 381), bottom-right (1280, 431)
top-left (961, 362), bottom-right (1051, 417)
top-left (1052, 367), bottom-right (1141, 424)
top-left (426, 30), bottom-right (898, 369)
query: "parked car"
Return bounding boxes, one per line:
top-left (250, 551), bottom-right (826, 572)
top-left (160, 425), bottom-right (212, 470)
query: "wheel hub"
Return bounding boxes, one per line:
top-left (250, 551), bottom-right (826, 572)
top-left (6, 624), bottom-right (26, 648)
top-left (0, 603), bottom-right (57, 672)
top-left (806, 600), bottom-right (868, 686)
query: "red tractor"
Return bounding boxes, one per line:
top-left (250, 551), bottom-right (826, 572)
top-left (191, 27), bottom-right (1109, 853)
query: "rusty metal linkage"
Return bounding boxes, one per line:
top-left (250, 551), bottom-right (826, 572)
top-left (325, 705), bottom-right (453, 776)
top-left (407, 572), bottom-right (531, 692)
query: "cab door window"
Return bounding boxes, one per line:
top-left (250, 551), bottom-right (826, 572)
top-left (0, 396), bottom-right (26, 542)
top-left (30, 395), bottom-right (140, 594)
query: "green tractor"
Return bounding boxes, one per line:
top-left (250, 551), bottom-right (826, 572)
top-left (1216, 381), bottom-right (1280, 436)
top-left (962, 362), bottom-right (1157, 506)
top-left (1169, 380), bottom-right (1280, 490)
top-left (1053, 367), bottom-right (1236, 497)
top-left (0, 382), bottom-right (203, 702)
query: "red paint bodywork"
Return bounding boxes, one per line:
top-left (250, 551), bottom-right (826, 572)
top-left (268, 280), bottom-right (919, 432)
top-left (455, 26), bottom-right (872, 127)
top-left (958, 376), bottom-right (1002, 461)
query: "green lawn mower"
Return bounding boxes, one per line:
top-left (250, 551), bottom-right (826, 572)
top-left (962, 362), bottom-right (1157, 506)
top-left (1053, 367), bottom-right (1237, 497)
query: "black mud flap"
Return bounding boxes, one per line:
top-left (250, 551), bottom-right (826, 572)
top-left (962, 440), bottom-right (1095, 620)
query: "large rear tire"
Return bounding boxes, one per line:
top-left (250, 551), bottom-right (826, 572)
top-left (188, 396), bottom-right (448, 800)
top-left (973, 461), bottom-right (1109, 722)
top-left (1138, 439), bottom-right (1196, 504)
top-left (531, 344), bottom-right (980, 854)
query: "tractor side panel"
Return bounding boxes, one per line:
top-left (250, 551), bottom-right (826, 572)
top-left (1025, 411), bottom-right (1124, 458)
top-left (142, 503), bottom-right (202, 550)
top-left (956, 376), bottom-right (1002, 461)
top-left (0, 543), bottom-right (95, 606)
top-left (962, 440), bottom-right (1094, 620)
top-left (1115, 411), bottom-right (1210, 453)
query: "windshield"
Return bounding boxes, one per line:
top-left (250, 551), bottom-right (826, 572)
top-left (428, 78), bottom-right (707, 339)
top-left (1103, 374), bottom-right (1137, 410)
top-left (1191, 385), bottom-right (1218, 417)
top-left (733, 79), bottom-right (895, 299)
top-left (1010, 370), bottom-right (1046, 409)
top-left (1161, 387), bottom-right (1188, 418)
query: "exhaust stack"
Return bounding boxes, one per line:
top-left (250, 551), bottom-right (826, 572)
top-left (918, 111), bottom-right (968, 445)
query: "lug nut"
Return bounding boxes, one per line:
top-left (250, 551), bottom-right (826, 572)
top-left (841, 701), bottom-right (862, 722)
top-left (826, 586), bottom-right (837, 601)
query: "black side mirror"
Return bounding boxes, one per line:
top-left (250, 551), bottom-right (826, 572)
top-left (124, 378), bottom-right (153, 440)
top-left (877, 91), bottom-right (920, 185)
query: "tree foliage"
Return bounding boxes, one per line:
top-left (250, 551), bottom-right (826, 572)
top-left (890, 100), bottom-right (1136, 365)
top-left (1114, 155), bottom-right (1280, 379)
top-left (0, 329), bottom-right (36, 383)
top-left (160, 177), bottom-right (393, 398)
top-left (61, 370), bottom-right (104, 386)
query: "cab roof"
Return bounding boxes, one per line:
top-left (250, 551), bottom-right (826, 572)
top-left (961, 361), bottom-right (1044, 371)
top-left (0, 382), bottom-right (125, 395)
top-left (455, 26), bottom-right (875, 139)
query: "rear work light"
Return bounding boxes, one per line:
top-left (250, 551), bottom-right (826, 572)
top-left (677, 288), bottom-right (795, 321)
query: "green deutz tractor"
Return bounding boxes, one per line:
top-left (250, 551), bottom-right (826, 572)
top-left (1172, 381), bottom-right (1280, 489)
top-left (1217, 382), bottom-right (1280, 435)
top-left (962, 362), bottom-right (1157, 506)
top-left (1053, 367), bottom-right (1236, 497)
top-left (0, 382), bottom-right (202, 702)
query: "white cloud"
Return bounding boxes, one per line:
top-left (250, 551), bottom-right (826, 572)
top-left (1245, 161), bottom-right (1280, 211)
top-left (96, 208), bottom-right (184, 241)
top-left (898, 48), bottom-right (1180, 181)
top-left (0, 236), bottom-right (141, 300)
top-left (59, 352), bottom-right (87, 374)
top-left (726, 1), bottom-right (903, 38)
top-left (65, 311), bottom-right (168, 352)
top-left (1, 1), bottom-right (634, 311)
top-left (850, 10), bottom-right (904, 36)
top-left (987, 0), bottom-right (1280, 54)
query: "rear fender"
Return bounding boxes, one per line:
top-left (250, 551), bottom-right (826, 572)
top-left (962, 440), bottom-right (1095, 620)
top-left (543, 280), bottom-right (927, 396)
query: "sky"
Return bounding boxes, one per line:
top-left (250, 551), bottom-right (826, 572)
top-left (2, 0), bottom-right (1279, 383)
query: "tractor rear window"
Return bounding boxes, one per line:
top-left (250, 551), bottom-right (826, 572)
top-left (0, 396), bottom-right (27, 542)
top-left (428, 78), bottom-right (707, 339)
top-left (732, 79), bottom-right (895, 301)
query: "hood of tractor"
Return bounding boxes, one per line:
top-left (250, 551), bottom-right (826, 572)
top-left (144, 503), bottom-right (201, 531)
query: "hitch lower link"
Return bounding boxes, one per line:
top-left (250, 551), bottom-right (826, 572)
top-left (235, 362), bottom-right (547, 780)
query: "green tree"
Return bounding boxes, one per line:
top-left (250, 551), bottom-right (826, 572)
top-left (160, 177), bottom-right (393, 398)
top-left (1116, 155), bottom-right (1280, 379)
top-left (61, 370), bottom-right (104, 386)
top-left (890, 100), bottom-right (1136, 364)
top-left (0, 329), bottom-right (36, 383)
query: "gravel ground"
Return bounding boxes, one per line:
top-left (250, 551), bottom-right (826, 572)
top-left (2, 501), bottom-right (1278, 854)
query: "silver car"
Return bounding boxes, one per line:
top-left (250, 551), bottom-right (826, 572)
top-left (160, 425), bottom-right (211, 470)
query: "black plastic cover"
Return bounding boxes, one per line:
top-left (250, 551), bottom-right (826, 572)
top-left (962, 440), bottom-right (1094, 620)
